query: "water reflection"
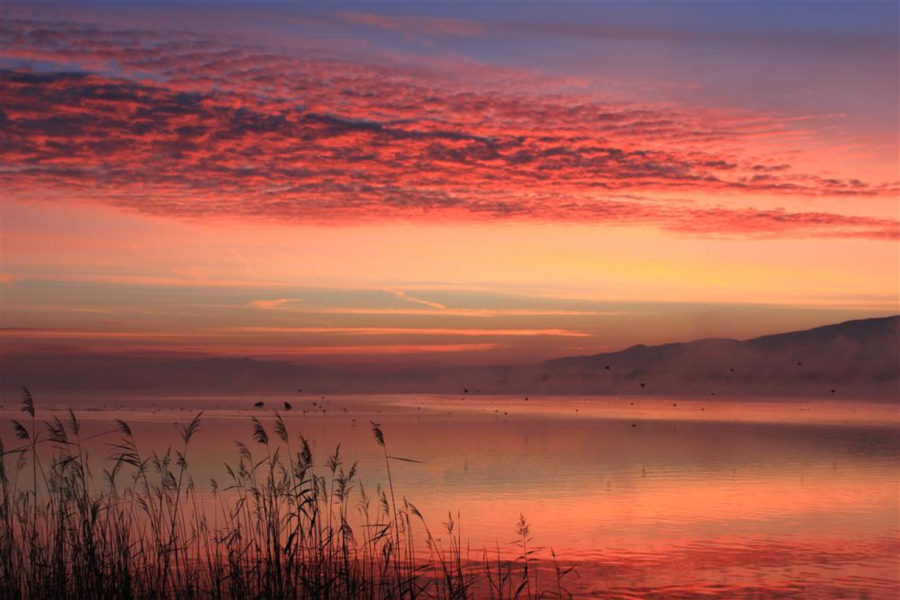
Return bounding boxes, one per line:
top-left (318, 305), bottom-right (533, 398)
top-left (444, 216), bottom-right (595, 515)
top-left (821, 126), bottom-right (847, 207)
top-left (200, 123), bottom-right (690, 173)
top-left (1, 395), bottom-right (897, 598)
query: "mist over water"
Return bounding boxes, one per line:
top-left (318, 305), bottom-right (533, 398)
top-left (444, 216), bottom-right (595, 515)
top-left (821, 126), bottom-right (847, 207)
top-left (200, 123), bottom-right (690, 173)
top-left (2, 394), bottom-right (897, 598)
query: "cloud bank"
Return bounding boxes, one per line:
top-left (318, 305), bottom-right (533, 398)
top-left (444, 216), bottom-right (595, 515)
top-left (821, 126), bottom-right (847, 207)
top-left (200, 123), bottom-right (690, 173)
top-left (0, 15), bottom-right (897, 240)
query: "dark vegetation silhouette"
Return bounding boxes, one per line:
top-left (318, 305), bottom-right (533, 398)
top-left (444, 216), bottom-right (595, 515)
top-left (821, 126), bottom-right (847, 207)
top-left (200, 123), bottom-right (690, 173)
top-left (0, 390), bottom-right (576, 599)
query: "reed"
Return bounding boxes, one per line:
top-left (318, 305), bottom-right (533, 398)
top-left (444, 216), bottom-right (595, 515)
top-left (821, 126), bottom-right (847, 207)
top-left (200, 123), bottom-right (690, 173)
top-left (0, 389), bottom-right (577, 599)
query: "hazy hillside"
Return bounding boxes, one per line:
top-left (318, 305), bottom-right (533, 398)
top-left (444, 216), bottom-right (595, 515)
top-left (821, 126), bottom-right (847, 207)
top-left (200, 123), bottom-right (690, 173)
top-left (536, 315), bottom-right (899, 398)
top-left (3, 316), bottom-right (897, 399)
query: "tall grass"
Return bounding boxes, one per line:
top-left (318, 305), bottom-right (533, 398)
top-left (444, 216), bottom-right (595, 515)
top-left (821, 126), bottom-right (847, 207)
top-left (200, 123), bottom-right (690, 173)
top-left (0, 389), bottom-right (576, 599)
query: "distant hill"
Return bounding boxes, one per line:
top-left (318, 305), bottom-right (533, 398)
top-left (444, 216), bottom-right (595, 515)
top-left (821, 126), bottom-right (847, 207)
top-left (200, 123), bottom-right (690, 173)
top-left (3, 316), bottom-right (897, 399)
top-left (537, 315), bottom-right (899, 398)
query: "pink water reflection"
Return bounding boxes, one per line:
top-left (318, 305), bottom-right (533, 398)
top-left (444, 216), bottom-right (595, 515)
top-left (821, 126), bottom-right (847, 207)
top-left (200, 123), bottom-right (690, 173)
top-left (1, 395), bottom-right (897, 598)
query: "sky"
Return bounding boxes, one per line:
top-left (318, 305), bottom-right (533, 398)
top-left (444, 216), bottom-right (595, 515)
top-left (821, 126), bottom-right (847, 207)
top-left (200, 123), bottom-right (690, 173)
top-left (1, 1), bottom-right (898, 372)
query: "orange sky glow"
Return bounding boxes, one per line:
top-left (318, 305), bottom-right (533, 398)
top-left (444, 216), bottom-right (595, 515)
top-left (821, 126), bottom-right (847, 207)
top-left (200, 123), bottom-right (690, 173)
top-left (1, 3), bottom-right (898, 369)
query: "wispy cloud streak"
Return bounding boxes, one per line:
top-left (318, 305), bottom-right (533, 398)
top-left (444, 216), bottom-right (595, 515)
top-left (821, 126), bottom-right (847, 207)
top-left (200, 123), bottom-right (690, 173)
top-left (385, 290), bottom-right (447, 310)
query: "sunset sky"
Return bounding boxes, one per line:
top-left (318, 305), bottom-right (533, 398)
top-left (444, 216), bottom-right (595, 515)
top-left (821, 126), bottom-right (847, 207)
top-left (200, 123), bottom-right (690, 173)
top-left (1, 1), bottom-right (898, 371)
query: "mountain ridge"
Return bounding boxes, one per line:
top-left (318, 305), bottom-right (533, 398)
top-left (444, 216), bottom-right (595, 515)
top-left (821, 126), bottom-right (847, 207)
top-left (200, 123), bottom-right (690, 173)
top-left (538, 315), bottom-right (898, 397)
top-left (548, 315), bottom-right (898, 365)
top-left (3, 315), bottom-right (898, 398)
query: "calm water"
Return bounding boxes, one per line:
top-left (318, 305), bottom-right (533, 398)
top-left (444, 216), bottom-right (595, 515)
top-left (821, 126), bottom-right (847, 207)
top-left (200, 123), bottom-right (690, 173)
top-left (1, 394), bottom-right (898, 598)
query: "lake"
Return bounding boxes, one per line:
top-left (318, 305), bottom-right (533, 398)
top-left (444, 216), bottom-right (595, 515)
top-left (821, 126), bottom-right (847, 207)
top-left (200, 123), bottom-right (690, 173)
top-left (1, 394), bottom-right (897, 598)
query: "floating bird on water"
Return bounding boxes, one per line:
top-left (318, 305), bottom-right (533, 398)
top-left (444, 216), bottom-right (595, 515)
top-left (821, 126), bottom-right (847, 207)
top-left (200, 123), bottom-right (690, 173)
top-left (605, 365), bottom-right (611, 370)
top-left (640, 383), bottom-right (646, 389)
top-left (284, 402), bottom-right (292, 410)
top-left (253, 401), bottom-right (264, 408)
top-left (797, 361), bottom-right (803, 366)
top-left (831, 389), bottom-right (837, 394)
top-left (463, 388), bottom-right (469, 394)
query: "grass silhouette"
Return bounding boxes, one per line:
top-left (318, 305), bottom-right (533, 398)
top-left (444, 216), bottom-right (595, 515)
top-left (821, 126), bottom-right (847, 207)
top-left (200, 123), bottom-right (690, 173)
top-left (0, 389), bottom-right (576, 599)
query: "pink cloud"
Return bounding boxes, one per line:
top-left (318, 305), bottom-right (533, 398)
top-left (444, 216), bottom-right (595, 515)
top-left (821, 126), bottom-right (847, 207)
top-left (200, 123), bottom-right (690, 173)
top-left (0, 16), bottom-right (896, 240)
top-left (230, 326), bottom-right (590, 337)
top-left (249, 298), bottom-right (304, 309)
top-left (337, 12), bottom-right (486, 38)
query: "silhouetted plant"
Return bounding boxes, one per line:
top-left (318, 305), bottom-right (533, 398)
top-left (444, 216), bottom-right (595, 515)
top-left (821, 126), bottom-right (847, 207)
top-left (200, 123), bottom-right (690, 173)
top-left (0, 390), bottom-right (576, 599)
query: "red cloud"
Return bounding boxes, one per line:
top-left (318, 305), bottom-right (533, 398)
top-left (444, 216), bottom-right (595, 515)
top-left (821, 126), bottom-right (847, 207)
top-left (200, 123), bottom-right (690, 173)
top-left (337, 12), bottom-right (486, 38)
top-left (1, 17), bottom-right (897, 240)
